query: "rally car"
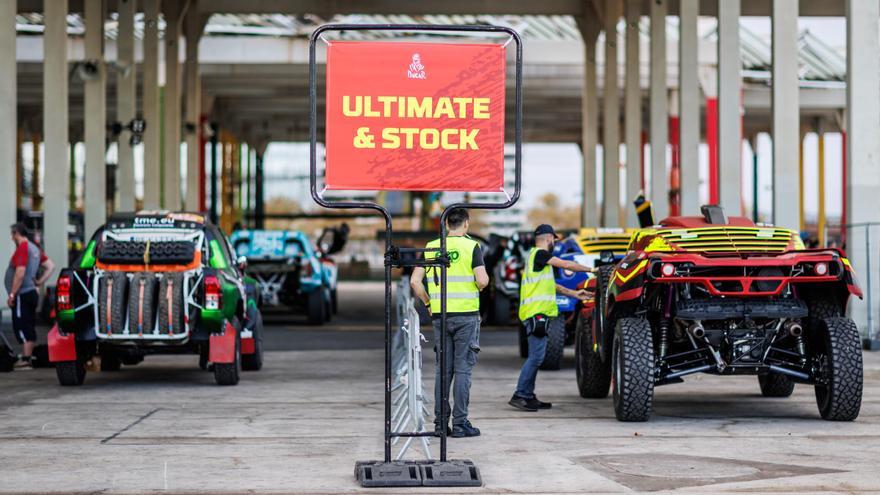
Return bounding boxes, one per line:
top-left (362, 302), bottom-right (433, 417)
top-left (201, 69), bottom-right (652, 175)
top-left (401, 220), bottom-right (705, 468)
top-left (230, 225), bottom-right (346, 325)
top-left (576, 205), bottom-right (863, 422)
top-left (48, 212), bottom-right (264, 386)
top-left (535, 228), bottom-right (633, 370)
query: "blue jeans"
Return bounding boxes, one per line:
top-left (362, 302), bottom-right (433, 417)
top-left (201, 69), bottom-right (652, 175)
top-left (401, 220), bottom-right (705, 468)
top-left (433, 315), bottom-right (481, 426)
top-left (514, 318), bottom-right (548, 400)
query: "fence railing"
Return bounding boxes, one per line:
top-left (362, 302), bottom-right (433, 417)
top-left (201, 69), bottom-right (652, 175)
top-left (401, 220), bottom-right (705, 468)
top-left (390, 275), bottom-right (431, 460)
top-left (824, 222), bottom-right (880, 348)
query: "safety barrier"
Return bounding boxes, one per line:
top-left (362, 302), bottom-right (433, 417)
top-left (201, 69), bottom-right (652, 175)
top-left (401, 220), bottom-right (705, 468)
top-left (390, 276), bottom-right (431, 460)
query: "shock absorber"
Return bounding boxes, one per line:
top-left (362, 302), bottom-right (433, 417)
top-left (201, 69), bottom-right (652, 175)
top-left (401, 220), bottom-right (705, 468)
top-left (659, 288), bottom-right (674, 359)
top-left (658, 318), bottom-right (670, 358)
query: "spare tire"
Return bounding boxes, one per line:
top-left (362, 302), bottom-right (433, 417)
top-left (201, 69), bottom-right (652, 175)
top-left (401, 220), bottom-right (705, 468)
top-left (98, 272), bottom-right (128, 335)
top-left (128, 273), bottom-right (157, 335)
top-left (158, 273), bottom-right (185, 336)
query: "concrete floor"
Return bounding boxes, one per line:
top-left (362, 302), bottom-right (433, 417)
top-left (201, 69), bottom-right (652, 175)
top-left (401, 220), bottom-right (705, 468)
top-left (1, 281), bottom-right (879, 494)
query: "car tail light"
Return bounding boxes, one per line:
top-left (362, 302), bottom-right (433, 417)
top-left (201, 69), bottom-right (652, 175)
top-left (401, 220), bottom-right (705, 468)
top-left (56, 274), bottom-right (72, 311)
top-left (503, 258), bottom-right (518, 281)
top-left (205, 275), bottom-right (222, 310)
top-left (661, 263), bottom-right (676, 277)
top-left (814, 262), bottom-right (829, 276)
top-left (301, 259), bottom-right (313, 277)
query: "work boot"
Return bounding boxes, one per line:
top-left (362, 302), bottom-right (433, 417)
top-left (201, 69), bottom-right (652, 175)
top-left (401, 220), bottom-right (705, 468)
top-left (451, 421), bottom-right (481, 438)
top-left (526, 397), bottom-right (552, 410)
top-left (508, 395), bottom-right (538, 412)
top-left (434, 421), bottom-right (452, 436)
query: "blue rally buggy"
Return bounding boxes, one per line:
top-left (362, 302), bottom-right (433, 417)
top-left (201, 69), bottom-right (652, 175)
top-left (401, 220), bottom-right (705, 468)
top-left (230, 226), bottom-right (346, 325)
top-left (524, 228), bottom-right (633, 370)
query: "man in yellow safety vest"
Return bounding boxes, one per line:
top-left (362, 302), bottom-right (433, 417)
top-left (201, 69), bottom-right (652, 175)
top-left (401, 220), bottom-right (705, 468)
top-left (509, 224), bottom-right (594, 412)
top-left (410, 208), bottom-right (489, 438)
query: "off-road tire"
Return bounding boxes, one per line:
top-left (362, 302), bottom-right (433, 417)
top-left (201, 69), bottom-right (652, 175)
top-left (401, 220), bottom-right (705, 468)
top-left (540, 317), bottom-right (566, 370)
top-left (814, 317), bottom-right (862, 421)
top-left (493, 293), bottom-right (511, 326)
top-left (612, 318), bottom-right (654, 422)
top-left (518, 324), bottom-right (529, 358)
top-left (758, 372), bottom-right (795, 397)
top-left (323, 288), bottom-right (333, 323)
top-left (56, 360), bottom-right (86, 386)
top-left (100, 352), bottom-right (122, 372)
top-left (594, 265), bottom-right (615, 346)
top-left (331, 288), bottom-right (338, 315)
top-left (241, 312), bottom-right (264, 371)
top-left (0, 345), bottom-right (15, 372)
top-left (98, 272), bottom-right (128, 335)
top-left (157, 273), bottom-right (185, 336)
top-left (199, 346), bottom-right (210, 371)
top-left (127, 273), bottom-right (157, 335)
top-left (213, 321), bottom-right (241, 386)
top-left (576, 312), bottom-right (612, 398)
top-left (307, 289), bottom-right (325, 326)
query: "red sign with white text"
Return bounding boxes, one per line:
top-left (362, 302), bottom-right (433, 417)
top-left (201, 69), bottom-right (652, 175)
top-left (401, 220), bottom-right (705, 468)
top-left (324, 41), bottom-right (506, 191)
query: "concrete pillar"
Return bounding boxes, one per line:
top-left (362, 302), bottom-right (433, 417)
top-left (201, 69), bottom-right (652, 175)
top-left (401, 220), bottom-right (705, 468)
top-left (624, 0), bottom-right (640, 227)
top-left (84, 0), bottom-right (106, 237)
top-left (816, 120), bottom-right (826, 246)
top-left (116, 0), bottom-right (136, 211)
top-left (603, 0), bottom-right (622, 227)
top-left (255, 149), bottom-right (265, 230)
top-left (717, 0), bottom-right (741, 214)
top-left (580, 19), bottom-right (601, 227)
top-left (164, 1), bottom-right (183, 210)
top-left (771, 0), bottom-right (799, 229)
top-left (846, 0), bottom-right (880, 343)
top-left (649, 0), bottom-right (668, 220)
top-left (0, 0), bottom-right (16, 299)
top-left (44, 0), bottom-right (69, 269)
top-left (142, 0), bottom-right (161, 209)
top-left (679, 0), bottom-right (700, 216)
top-left (184, 2), bottom-right (202, 211)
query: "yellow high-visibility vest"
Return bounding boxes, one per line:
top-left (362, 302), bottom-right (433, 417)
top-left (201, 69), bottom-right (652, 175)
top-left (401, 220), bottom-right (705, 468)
top-left (519, 247), bottom-right (558, 321)
top-left (425, 236), bottom-right (480, 314)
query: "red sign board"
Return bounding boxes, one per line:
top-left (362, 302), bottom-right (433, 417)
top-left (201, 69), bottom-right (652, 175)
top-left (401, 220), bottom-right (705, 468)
top-left (324, 41), bottom-right (506, 192)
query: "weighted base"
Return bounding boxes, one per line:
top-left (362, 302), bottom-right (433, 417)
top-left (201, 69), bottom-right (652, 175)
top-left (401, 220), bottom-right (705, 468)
top-left (420, 460), bottom-right (482, 487)
top-left (355, 459), bottom-right (481, 488)
top-left (863, 337), bottom-right (880, 351)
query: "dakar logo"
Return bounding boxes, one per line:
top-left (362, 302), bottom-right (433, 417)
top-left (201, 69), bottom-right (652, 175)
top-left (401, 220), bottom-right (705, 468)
top-left (407, 53), bottom-right (426, 80)
top-left (448, 249), bottom-right (460, 262)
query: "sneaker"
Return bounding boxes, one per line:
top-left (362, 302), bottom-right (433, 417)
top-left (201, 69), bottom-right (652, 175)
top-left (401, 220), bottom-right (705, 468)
top-left (508, 395), bottom-right (538, 412)
top-left (14, 359), bottom-right (33, 370)
top-left (527, 397), bottom-right (552, 410)
top-left (451, 421), bottom-right (481, 438)
top-left (434, 422), bottom-right (452, 436)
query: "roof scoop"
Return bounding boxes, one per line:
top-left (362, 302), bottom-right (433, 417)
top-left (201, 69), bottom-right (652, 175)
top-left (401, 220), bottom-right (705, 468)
top-left (701, 205), bottom-right (728, 225)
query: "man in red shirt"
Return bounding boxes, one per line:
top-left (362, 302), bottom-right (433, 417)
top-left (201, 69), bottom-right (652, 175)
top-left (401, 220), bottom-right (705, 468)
top-left (5, 223), bottom-right (55, 369)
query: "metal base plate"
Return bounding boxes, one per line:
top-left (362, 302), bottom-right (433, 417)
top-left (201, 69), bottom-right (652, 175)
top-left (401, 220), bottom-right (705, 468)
top-left (355, 460), bottom-right (481, 488)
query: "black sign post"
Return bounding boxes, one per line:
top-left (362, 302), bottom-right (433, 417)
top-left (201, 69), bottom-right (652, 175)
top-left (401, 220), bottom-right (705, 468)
top-left (310, 23), bottom-right (522, 488)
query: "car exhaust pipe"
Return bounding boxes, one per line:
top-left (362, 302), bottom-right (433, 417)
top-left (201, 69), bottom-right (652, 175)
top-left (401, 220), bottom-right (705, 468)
top-left (786, 322), bottom-right (803, 337)
top-left (687, 323), bottom-right (706, 339)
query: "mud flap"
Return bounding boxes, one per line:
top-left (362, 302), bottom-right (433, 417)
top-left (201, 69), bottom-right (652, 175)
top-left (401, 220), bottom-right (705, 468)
top-left (48, 324), bottom-right (77, 363)
top-left (209, 321), bottom-right (237, 364)
top-left (241, 329), bottom-right (255, 355)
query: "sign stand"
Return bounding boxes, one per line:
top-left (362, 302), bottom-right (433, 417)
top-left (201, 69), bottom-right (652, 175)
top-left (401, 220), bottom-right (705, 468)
top-left (309, 24), bottom-right (522, 488)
